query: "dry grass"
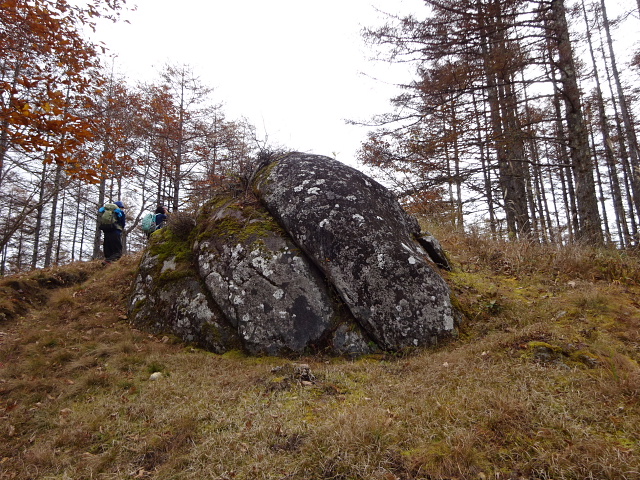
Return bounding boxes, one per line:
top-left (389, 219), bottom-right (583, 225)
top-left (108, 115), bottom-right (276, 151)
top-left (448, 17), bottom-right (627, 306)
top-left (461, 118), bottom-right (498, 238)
top-left (1, 231), bottom-right (640, 479)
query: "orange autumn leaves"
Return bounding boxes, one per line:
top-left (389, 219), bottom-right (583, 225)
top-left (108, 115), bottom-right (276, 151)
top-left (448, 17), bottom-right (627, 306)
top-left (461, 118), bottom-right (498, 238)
top-left (0, 0), bottom-right (126, 183)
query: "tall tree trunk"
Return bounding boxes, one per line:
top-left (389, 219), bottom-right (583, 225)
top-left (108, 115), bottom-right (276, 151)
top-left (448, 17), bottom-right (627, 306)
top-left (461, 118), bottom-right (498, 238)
top-left (173, 69), bottom-right (186, 212)
top-left (1, 200), bottom-right (13, 275)
top-left (477, 1), bottom-right (526, 239)
top-left (582, 0), bottom-right (630, 245)
top-left (55, 192), bottom-right (67, 264)
top-left (31, 163), bottom-right (48, 269)
top-left (450, 100), bottom-right (464, 229)
top-left (550, 0), bottom-right (603, 244)
top-left (472, 91), bottom-right (497, 236)
top-left (599, 34), bottom-right (639, 241)
top-left (71, 183), bottom-right (82, 261)
top-left (599, 0), bottom-right (640, 229)
top-left (590, 125), bottom-right (612, 243)
top-left (80, 202), bottom-right (89, 261)
top-left (44, 164), bottom-right (63, 267)
top-left (93, 177), bottom-right (107, 259)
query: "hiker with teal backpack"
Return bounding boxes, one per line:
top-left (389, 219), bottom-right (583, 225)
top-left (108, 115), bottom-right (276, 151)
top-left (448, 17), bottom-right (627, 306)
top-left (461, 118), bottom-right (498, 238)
top-left (154, 205), bottom-right (168, 229)
top-left (141, 205), bottom-right (168, 238)
top-left (98, 201), bottom-right (126, 263)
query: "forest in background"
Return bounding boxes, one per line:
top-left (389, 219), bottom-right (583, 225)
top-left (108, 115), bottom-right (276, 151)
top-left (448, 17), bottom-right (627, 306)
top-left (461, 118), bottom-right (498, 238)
top-left (0, 0), bottom-right (260, 274)
top-left (1, 0), bottom-right (640, 275)
top-left (358, 0), bottom-right (639, 247)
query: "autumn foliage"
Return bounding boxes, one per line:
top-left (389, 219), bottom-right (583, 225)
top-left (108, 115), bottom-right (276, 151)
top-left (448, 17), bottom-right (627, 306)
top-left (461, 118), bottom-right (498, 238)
top-left (0, 0), bottom-right (129, 182)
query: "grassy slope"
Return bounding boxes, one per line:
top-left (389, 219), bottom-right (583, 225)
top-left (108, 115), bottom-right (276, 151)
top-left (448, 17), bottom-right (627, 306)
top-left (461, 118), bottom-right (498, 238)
top-left (0, 230), bottom-right (639, 480)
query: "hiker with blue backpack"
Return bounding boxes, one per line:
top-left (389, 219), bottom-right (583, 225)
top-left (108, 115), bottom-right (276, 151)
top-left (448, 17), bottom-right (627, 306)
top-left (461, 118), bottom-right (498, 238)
top-left (98, 201), bottom-right (126, 263)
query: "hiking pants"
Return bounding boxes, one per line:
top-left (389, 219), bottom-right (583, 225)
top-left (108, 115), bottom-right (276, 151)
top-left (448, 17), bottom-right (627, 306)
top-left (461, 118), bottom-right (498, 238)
top-left (103, 230), bottom-right (123, 261)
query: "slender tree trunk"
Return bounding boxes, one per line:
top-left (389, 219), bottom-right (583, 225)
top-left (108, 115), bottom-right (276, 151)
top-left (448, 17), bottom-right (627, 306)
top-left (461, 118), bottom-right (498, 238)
top-left (1, 200), bottom-right (13, 275)
top-left (472, 90), bottom-right (497, 236)
top-left (600, 0), bottom-right (640, 227)
top-left (477, 0), bottom-right (517, 237)
top-left (44, 164), bottom-right (63, 267)
top-left (80, 202), bottom-right (89, 261)
top-left (55, 192), bottom-right (66, 263)
top-left (70, 182), bottom-right (85, 261)
top-left (581, 0), bottom-right (630, 245)
top-left (599, 34), bottom-right (639, 241)
top-left (589, 124), bottom-right (612, 243)
top-left (173, 69), bottom-right (186, 212)
top-left (93, 177), bottom-right (107, 259)
top-left (449, 100), bottom-right (464, 229)
top-left (501, 79), bottom-right (531, 237)
top-left (31, 163), bottom-right (48, 269)
top-left (550, 0), bottom-right (603, 244)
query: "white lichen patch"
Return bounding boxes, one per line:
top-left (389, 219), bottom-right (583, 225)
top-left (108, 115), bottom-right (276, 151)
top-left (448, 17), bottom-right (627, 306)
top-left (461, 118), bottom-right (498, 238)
top-left (230, 244), bottom-right (244, 260)
top-left (160, 256), bottom-right (177, 273)
top-left (251, 255), bottom-right (274, 277)
top-left (408, 256), bottom-right (417, 265)
top-left (232, 295), bottom-right (245, 306)
top-left (352, 213), bottom-right (365, 225)
top-left (308, 187), bottom-right (320, 195)
top-left (319, 219), bottom-right (329, 228)
top-left (290, 255), bottom-right (306, 273)
top-left (195, 294), bottom-right (213, 317)
top-left (443, 313), bottom-right (454, 331)
top-left (273, 288), bottom-right (284, 300)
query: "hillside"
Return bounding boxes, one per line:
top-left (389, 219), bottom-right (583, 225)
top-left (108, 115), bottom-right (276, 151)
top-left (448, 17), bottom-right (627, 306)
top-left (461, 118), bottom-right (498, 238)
top-left (1, 228), bottom-right (639, 480)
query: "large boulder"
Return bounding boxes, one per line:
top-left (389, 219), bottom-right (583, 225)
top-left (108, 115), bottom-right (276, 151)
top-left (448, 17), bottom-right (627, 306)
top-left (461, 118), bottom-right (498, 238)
top-left (128, 152), bottom-right (457, 355)
top-left (253, 153), bottom-right (455, 350)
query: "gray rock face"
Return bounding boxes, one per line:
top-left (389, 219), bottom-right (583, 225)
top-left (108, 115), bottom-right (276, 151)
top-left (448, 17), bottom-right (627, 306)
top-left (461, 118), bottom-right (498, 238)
top-left (128, 152), bottom-right (457, 355)
top-left (194, 200), bottom-right (338, 355)
top-left (129, 252), bottom-right (240, 354)
top-left (254, 153), bottom-right (455, 350)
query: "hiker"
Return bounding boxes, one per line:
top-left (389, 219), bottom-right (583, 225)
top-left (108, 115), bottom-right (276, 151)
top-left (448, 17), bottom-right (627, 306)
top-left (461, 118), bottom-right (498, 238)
top-left (141, 205), bottom-right (168, 238)
top-left (98, 201), bottom-right (126, 263)
top-left (154, 205), bottom-right (168, 229)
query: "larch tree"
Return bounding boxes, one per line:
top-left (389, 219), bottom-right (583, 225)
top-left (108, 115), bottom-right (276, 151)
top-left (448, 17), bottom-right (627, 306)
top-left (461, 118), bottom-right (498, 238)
top-left (157, 64), bottom-right (216, 212)
top-left (0, 0), bottom-right (127, 260)
top-left (360, 0), bottom-right (633, 245)
top-left (361, 0), bottom-right (538, 238)
top-left (546, 0), bottom-right (603, 244)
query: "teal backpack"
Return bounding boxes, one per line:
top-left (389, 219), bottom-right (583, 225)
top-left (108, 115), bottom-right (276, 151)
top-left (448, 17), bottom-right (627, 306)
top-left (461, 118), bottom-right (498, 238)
top-left (141, 213), bottom-right (157, 236)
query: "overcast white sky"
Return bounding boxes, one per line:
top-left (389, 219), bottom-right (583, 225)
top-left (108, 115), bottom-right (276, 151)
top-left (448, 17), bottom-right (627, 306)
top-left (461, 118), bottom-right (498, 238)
top-left (93, 0), bottom-right (424, 167)
top-left (93, 0), bottom-right (637, 168)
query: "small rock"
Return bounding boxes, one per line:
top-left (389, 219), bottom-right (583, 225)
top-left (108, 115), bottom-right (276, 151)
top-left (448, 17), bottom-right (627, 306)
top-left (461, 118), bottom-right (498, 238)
top-left (149, 372), bottom-right (163, 381)
top-left (293, 363), bottom-right (315, 383)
